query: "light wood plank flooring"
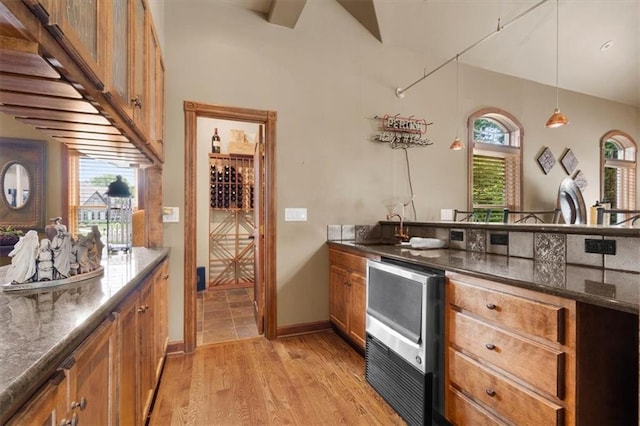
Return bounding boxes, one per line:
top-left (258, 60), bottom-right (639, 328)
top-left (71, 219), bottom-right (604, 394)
top-left (150, 331), bottom-right (405, 425)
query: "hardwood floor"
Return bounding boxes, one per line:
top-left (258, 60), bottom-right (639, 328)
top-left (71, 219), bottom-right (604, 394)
top-left (149, 331), bottom-right (405, 425)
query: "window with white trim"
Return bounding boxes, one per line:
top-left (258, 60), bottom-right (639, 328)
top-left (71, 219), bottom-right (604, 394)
top-left (468, 109), bottom-right (523, 222)
top-left (601, 131), bottom-right (636, 214)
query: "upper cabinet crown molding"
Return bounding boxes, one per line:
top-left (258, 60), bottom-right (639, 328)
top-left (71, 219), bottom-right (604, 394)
top-left (0, 0), bottom-right (165, 166)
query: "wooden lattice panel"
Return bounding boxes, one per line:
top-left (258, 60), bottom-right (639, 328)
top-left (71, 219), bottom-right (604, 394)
top-left (208, 209), bottom-right (254, 288)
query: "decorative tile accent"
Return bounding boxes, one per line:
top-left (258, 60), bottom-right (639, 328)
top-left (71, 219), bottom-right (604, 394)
top-left (509, 232), bottom-right (534, 258)
top-left (566, 234), bottom-right (603, 267)
top-left (572, 170), bottom-right (588, 192)
top-left (355, 224), bottom-right (382, 242)
top-left (534, 261), bottom-right (566, 288)
top-left (536, 147), bottom-right (556, 175)
top-left (560, 149), bottom-right (578, 175)
top-left (534, 233), bottom-right (566, 262)
top-left (467, 229), bottom-right (486, 252)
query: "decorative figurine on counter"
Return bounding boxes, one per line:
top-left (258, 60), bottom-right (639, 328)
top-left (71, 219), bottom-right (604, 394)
top-left (50, 217), bottom-right (72, 279)
top-left (3, 217), bottom-right (104, 286)
top-left (6, 230), bottom-right (39, 284)
top-left (37, 239), bottom-right (54, 281)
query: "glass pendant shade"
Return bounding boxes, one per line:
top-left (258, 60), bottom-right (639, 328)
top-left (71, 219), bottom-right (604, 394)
top-left (545, 108), bottom-right (569, 128)
top-left (449, 137), bottom-right (465, 150)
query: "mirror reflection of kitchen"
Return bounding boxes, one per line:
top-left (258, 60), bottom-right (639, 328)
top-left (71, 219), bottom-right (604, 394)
top-left (3, 163), bottom-right (30, 208)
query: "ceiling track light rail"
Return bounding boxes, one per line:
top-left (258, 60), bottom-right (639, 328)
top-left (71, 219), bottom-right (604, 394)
top-left (395, 0), bottom-right (550, 99)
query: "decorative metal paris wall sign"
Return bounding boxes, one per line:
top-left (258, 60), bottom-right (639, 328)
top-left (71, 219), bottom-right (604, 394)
top-left (373, 114), bottom-right (434, 149)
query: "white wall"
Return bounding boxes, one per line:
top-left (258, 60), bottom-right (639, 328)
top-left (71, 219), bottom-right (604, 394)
top-left (163, 1), bottom-right (639, 339)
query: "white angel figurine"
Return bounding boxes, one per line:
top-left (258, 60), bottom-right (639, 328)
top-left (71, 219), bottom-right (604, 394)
top-left (6, 230), bottom-right (39, 284)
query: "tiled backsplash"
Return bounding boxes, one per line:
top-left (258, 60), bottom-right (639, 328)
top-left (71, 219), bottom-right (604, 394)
top-left (328, 223), bottom-right (640, 273)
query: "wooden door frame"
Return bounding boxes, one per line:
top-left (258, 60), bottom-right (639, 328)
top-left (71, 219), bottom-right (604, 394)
top-left (183, 101), bottom-right (277, 353)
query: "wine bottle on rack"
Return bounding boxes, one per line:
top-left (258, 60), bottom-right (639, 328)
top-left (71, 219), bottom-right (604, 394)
top-left (211, 128), bottom-right (221, 153)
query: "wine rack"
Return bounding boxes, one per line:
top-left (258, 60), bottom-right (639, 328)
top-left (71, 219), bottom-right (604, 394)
top-left (209, 154), bottom-right (255, 210)
top-left (208, 154), bottom-right (255, 289)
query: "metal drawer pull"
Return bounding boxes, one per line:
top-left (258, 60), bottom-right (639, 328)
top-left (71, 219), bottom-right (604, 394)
top-left (485, 343), bottom-right (496, 350)
top-left (486, 388), bottom-right (496, 397)
top-left (486, 303), bottom-right (497, 310)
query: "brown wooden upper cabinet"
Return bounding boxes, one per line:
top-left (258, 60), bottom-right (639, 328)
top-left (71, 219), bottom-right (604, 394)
top-left (23, 0), bottom-right (109, 90)
top-left (147, 17), bottom-right (165, 160)
top-left (102, 0), bottom-right (148, 138)
top-left (10, 0), bottom-right (165, 164)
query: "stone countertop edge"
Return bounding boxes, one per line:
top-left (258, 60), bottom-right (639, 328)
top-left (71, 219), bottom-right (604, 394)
top-left (0, 247), bottom-right (170, 424)
top-left (379, 220), bottom-right (640, 237)
top-left (328, 241), bottom-right (639, 315)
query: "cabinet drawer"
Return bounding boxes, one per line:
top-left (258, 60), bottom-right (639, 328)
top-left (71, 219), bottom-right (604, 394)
top-left (447, 386), bottom-right (507, 426)
top-left (449, 350), bottom-right (564, 426)
top-left (450, 311), bottom-right (564, 398)
top-left (329, 249), bottom-right (367, 274)
top-left (449, 279), bottom-right (565, 343)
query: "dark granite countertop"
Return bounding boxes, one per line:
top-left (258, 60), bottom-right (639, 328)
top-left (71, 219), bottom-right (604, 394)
top-left (329, 241), bottom-right (639, 315)
top-left (0, 247), bottom-right (169, 424)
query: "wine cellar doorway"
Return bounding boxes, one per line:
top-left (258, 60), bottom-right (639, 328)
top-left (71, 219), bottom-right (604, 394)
top-left (208, 154), bottom-right (255, 289)
top-left (184, 101), bottom-right (276, 353)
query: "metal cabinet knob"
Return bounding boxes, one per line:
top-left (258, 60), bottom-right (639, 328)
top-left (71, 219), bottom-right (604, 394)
top-left (486, 388), bottom-right (496, 397)
top-left (130, 96), bottom-right (143, 108)
top-left (485, 343), bottom-right (496, 350)
top-left (71, 396), bottom-right (87, 410)
top-left (486, 303), bottom-right (497, 310)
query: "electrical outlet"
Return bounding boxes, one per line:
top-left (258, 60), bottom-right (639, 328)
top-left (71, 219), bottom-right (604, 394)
top-left (490, 233), bottom-right (509, 246)
top-left (450, 230), bottom-right (464, 241)
top-left (584, 239), bottom-right (616, 255)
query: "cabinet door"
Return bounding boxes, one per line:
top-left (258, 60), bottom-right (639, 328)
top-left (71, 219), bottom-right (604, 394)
top-left (105, 0), bottom-right (133, 120)
top-left (131, 0), bottom-right (148, 137)
top-left (154, 260), bottom-right (169, 382)
top-left (146, 21), bottom-right (164, 160)
top-left (48, 0), bottom-right (108, 89)
top-left (329, 264), bottom-right (350, 333)
top-left (348, 272), bottom-right (366, 349)
top-left (66, 316), bottom-right (116, 426)
top-left (6, 371), bottom-right (67, 426)
top-left (139, 276), bottom-right (155, 421)
top-left (117, 291), bottom-right (139, 426)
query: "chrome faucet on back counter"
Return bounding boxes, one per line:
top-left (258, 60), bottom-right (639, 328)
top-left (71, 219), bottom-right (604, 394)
top-left (386, 213), bottom-right (409, 242)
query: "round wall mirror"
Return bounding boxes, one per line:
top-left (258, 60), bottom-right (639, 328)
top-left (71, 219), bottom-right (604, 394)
top-left (3, 163), bottom-right (30, 209)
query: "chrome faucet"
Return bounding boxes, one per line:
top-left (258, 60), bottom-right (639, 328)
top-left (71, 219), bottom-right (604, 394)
top-left (387, 213), bottom-right (409, 241)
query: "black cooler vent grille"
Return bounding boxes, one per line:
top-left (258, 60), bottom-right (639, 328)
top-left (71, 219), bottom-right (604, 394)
top-left (365, 335), bottom-right (431, 426)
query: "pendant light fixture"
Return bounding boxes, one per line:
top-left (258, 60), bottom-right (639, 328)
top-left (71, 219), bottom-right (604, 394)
top-left (545, 0), bottom-right (569, 128)
top-left (450, 55), bottom-right (465, 150)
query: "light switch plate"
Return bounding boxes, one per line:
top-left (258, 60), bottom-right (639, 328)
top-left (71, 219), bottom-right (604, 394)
top-left (162, 207), bottom-right (179, 223)
top-left (285, 208), bottom-right (307, 222)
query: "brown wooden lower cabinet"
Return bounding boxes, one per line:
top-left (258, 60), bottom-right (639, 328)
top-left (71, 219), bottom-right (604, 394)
top-left (7, 258), bottom-right (169, 426)
top-left (328, 247), bottom-right (379, 351)
top-left (445, 272), bottom-right (638, 426)
top-left (117, 258), bottom-right (169, 425)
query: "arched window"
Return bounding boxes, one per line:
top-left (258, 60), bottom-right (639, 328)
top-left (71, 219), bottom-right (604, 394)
top-left (600, 130), bottom-right (636, 211)
top-left (467, 108), bottom-right (523, 221)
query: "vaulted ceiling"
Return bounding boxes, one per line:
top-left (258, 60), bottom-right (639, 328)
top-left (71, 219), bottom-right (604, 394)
top-left (232, 0), bottom-right (640, 107)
